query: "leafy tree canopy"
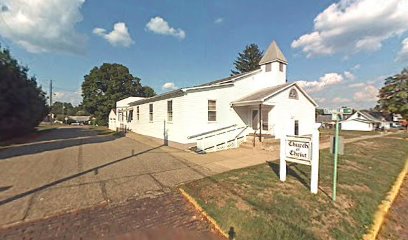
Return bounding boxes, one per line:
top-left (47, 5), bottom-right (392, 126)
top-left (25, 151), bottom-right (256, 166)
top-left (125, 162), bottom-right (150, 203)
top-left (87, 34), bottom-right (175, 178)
top-left (51, 101), bottom-right (74, 116)
top-left (81, 63), bottom-right (156, 125)
top-left (231, 43), bottom-right (263, 75)
top-left (50, 102), bottom-right (89, 117)
top-left (0, 46), bottom-right (48, 140)
top-left (377, 68), bottom-right (408, 119)
top-left (142, 86), bottom-right (156, 98)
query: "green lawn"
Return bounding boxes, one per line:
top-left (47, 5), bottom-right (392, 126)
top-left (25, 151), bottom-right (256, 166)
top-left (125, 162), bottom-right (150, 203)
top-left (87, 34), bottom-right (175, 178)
top-left (89, 126), bottom-right (123, 137)
top-left (182, 133), bottom-right (408, 240)
top-left (319, 128), bottom-right (380, 141)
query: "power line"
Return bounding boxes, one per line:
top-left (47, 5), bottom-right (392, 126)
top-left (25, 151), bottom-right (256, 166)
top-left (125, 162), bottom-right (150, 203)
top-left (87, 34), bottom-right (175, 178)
top-left (53, 86), bottom-right (79, 92)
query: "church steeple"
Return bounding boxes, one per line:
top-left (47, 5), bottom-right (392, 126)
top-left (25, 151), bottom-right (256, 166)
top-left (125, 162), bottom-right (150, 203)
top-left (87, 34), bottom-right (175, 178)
top-left (259, 41), bottom-right (287, 65)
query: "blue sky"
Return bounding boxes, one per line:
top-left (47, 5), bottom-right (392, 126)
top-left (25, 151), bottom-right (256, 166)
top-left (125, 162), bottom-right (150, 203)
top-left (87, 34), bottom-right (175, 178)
top-left (1, 0), bottom-right (407, 109)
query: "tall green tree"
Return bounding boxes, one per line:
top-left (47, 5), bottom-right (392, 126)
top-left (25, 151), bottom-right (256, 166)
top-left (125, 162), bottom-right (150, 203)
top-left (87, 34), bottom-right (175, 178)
top-left (142, 86), bottom-right (156, 97)
top-left (231, 43), bottom-right (263, 75)
top-left (377, 68), bottom-right (408, 119)
top-left (82, 63), bottom-right (156, 125)
top-left (0, 46), bottom-right (48, 140)
top-left (51, 101), bottom-right (75, 116)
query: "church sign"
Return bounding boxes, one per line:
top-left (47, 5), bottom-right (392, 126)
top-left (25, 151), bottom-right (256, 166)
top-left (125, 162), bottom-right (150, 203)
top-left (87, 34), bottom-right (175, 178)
top-left (285, 136), bottom-right (312, 164)
top-left (280, 124), bottom-right (320, 194)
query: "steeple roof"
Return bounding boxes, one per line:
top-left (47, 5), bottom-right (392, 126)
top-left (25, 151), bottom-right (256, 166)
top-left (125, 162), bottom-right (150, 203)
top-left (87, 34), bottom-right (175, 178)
top-left (259, 41), bottom-right (287, 65)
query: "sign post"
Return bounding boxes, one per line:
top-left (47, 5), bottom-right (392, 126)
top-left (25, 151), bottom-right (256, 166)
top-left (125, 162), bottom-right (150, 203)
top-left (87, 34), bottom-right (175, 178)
top-left (310, 126), bottom-right (320, 193)
top-left (280, 124), bottom-right (320, 193)
top-left (332, 113), bottom-right (341, 201)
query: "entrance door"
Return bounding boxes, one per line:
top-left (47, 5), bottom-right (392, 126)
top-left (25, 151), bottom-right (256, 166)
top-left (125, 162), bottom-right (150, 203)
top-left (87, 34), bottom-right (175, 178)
top-left (294, 120), bottom-right (299, 135)
top-left (252, 110), bottom-right (259, 130)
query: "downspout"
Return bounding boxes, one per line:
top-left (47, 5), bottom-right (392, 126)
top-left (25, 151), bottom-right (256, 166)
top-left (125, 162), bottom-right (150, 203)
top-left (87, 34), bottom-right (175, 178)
top-left (259, 104), bottom-right (262, 142)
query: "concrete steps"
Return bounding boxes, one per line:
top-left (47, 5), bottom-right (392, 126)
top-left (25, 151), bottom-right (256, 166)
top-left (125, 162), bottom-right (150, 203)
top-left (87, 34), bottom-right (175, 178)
top-left (240, 135), bottom-right (280, 151)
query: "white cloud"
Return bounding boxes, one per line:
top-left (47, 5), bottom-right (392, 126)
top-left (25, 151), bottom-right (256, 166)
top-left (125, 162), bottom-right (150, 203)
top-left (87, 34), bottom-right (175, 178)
top-left (353, 84), bottom-right (378, 102)
top-left (344, 71), bottom-right (355, 80)
top-left (396, 37), bottom-right (408, 62)
top-left (314, 97), bottom-right (327, 104)
top-left (146, 17), bottom-right (186, 39)
top-left (291, 0), bottom-right (408, 58)
top-left (214, 18), bottom-right (224, 24)
top-left (54, 89), bottom-right (82, 106)
top-left (162, 82), bottom-right (177, 90)
top-left (348, 82), bottom-right (366, 88)
top-left (352, 64), bottom-right (361, 70)
top-left (332, 97), bottom-right (351, 104)
top-left (93, 22), bottom-right (134, 47)
top-left (297, 72), bottom-right (344, 93)
top-left (0, 0), bottom-right (86, 54)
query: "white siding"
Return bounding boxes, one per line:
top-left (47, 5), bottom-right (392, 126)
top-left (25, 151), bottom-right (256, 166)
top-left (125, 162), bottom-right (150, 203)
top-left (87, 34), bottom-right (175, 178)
top-left (128, 96), bottom-right (189, 143)
top-left (108, 110), bottom-right (117, 130)
top-left (264, 86), bottom-right (315, 138)
top-left (181, 86), bottom-right (247, 142)
top-left (234, 63), bottom-right (286, 95)
top-left (341, 120), bottom-right (373, 131)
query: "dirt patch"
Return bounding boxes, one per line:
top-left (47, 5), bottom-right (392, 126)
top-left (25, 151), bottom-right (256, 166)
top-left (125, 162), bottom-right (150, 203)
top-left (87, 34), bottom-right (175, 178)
top-left (228, 176), bottom-right (239, 180)
top-left (310, 196), bottom-right (356, 240)
top-left (341, 159), bottom-right (366, 172)
top-left (353, 141), bottom-right (376, 147)
top-left (338, 184), bottom-right (371, 193)
top-left (234, 198), bottom-right (252, 211)
top-left (199, 185), bottom-right (226, 208)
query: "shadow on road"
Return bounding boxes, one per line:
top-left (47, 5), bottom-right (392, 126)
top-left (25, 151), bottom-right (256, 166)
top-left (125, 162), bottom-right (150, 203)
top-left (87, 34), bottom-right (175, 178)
top-left (0, 128), bottom-right (120, 160)
top-left (0, 145), bottom-right (163, 206)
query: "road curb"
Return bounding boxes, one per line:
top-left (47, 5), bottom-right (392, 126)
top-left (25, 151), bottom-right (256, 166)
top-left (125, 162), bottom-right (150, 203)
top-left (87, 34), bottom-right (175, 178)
top-left (362, 158), bottom-right (408, 240)
top-left (178, 188), bottom-right (228, 239)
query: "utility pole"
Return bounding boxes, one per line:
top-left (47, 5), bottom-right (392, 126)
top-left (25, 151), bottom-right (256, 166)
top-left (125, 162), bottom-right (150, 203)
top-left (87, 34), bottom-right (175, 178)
top-left (49, 80), bottom-right (53, 124)
top-left (49, 80), bottom-right (53, 107)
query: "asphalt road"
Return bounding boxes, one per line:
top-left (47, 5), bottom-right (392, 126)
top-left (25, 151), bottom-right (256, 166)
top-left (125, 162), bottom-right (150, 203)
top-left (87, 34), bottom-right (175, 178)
top-left (0, 126), bottom-right (212, 227)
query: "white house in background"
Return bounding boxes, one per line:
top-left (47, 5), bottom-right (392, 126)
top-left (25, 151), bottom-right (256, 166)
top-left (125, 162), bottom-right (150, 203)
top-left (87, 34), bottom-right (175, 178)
top-left (109, 41), bottom-right (318, 151)
top-left (109, 97), bottom-right (146, 131)
top-left (340, 110), bottom-right (387, 131)
top-left (108, 109), bottom-right (117, 130)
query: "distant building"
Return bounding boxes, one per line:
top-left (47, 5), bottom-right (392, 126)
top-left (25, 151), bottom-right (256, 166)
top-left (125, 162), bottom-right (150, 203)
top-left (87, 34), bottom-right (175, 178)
top-left (316, 115), bottom-right (334, 128)
top-left (340, 110), bottom-right (391, 131)
top-left (316, 107), bottom-right (353, 129)
top-left (68, 115), bottom-right (91, 123)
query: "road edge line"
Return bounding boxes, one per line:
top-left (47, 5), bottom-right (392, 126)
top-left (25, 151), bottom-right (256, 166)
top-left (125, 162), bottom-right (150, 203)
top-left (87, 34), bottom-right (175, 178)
top-left (363, 157), bottom-right (408, 240)
top-left (178, 188), bottom-right (229, 239)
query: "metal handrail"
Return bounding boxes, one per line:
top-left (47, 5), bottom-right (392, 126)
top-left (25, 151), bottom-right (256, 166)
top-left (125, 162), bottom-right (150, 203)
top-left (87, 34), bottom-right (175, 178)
top-left (187, 124), bottom-right (237, 139)
top-left (234, 126), bottom-right (249, 139)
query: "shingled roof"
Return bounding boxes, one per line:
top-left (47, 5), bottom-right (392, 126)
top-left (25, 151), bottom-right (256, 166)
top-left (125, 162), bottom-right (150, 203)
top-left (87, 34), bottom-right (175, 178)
top-left (232, 83), bottom-right (290, 105)
top-left (259, 41), bottom-right (287, 65)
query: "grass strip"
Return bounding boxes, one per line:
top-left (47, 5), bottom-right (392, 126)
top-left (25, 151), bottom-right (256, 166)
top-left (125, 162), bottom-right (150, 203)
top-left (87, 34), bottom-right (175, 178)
top-left (182, 133), bottom-right (408, 240)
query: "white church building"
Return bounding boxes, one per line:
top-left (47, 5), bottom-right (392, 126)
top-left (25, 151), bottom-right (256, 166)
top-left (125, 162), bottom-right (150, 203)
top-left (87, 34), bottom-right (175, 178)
top-left (109, 41), bottom-right (317, 152)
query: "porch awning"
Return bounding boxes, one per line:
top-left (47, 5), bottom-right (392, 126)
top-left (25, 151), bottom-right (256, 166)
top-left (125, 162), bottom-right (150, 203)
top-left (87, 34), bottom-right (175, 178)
top-left (231, 83), bottom-right (290, 106)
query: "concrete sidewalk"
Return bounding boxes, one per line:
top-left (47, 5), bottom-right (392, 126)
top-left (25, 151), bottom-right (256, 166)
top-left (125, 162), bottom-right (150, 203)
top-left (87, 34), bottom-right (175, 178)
top-left (126, 131), bottom-right (398, 177)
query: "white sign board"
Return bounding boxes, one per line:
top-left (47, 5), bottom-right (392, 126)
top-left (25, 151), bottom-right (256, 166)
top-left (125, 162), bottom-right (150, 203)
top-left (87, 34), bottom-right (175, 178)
top-left (285, 136), bottom-right (312, 165)
top-left (280, 125), bottom-right (320, 194)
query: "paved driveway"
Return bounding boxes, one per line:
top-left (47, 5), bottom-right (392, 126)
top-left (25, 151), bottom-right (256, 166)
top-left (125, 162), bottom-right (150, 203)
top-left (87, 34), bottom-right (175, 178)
top-left (0, 126), bottom-right (272, 228)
